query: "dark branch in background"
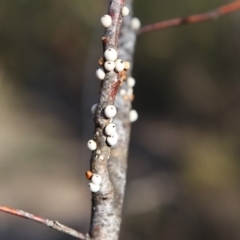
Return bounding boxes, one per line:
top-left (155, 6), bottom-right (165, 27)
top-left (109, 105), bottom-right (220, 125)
top-left (0, 205), bottom-right (86, 239)
top-left (89, 0), bottom-right (126, 240)
top-left (138, 0), bottom-right (240, 35)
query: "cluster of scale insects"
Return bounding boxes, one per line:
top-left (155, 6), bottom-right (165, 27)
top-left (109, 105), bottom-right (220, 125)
top-left (86, 5), bottom-right (140, 193)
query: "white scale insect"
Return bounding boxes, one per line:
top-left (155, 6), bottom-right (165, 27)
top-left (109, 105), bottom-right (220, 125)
top-left (107, 132), bottom-right (119, 146)
top-left (104, 123), bottom-right (117, 136)
top-left (129, 109), bottom-right (138, 122)
top-left (91, 174), bottom-right (102, 185)
top-left (121, 6), bottom-right (129, 16)
top-left (127, 77), bottom-right (136, 87)
top-left (88, 183), bottom-right (100, 192)
top-left (96, 68), bottom-right (105, 80)
top-left (115, 59), bottom-right (125, 72)
top-left (104, 105), bottom-right (117, 118)
top-left (89, 174), bottom-right (102, 193)
top-left (104, 61), bottom-right (115, 72)
top-left (104, 48), bottom-right (118, 61)
top-left (101, 15), bottom-right (112, 28)
top-left (87, 140), bottom-right (97, 151)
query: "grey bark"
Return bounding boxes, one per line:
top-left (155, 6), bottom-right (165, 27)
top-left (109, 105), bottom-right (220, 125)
top-left (88, 0), bottom-right (136, 239)
top-left (108, 0), bottom-right (136, 232)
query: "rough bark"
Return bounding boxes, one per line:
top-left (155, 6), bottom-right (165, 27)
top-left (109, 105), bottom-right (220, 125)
top-left (108, 0), bottom-right (136, 231)
top-left (88, 1), bottom-right (128, 240)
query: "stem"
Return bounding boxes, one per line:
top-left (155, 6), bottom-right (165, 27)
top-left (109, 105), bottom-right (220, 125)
top-left (89, 1), bottom-right (126, 240)
top-left (138, 1), bottom-right (240, 35)
top-left (109, 0), bottom-right (136, 232)
top-left (0, 205), bottom-right (87, 239)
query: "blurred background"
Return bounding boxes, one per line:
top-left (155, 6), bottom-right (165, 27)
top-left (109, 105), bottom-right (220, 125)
top-left (0, 0), bottom-right (240, 239)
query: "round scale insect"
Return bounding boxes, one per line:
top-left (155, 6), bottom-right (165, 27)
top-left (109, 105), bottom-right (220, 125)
top-left (121, 6), bottom-right (130, 16)
top-left (87, 140), bottom-right (97, 151)
top-left (127, 77), bottom-right (136, 87)
top-left (104, 61), bottom-right (115, 72)
top-left (101, 15), bottom-right (112, 28)
top-left (107, 132), bottom-right (119, 146)
top-left (104, 48), bottom-right (118, 61)
top-left (129, 109), bottom-right (138, 122)
top-left (104, 123), bottom-right (117, 136)
top-left (104, 105), bottom-right (117, 118)
top-left (96, 68), bottom-right (105, 80)
top-left (115, 59), bottom-right (125, 72)
top-left (120, 89), bottom-right (127, 96)
top-left (89, 182), bottom-right (100, 192)
top-left (91, 174), bottom-right (102, 185)
top-left (131, 17), bottom-right (141, 31)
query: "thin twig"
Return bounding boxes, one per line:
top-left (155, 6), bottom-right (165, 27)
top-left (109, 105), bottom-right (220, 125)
top-left (138, 0), bottom-right (240, 35)
top-left (0, 205), bottom-right (87, 240)
top-left (89, 1), bottom-right (126, 240)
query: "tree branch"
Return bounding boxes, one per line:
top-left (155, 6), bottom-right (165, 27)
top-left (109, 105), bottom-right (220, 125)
top-left (138, 1), bottom-right (240, 35)
top-left (108, 0), bottom-right (136, 233)
top-left (0, 205), bottom-right (87, 239)
top-left (89, 1), bottom-right (126, 240)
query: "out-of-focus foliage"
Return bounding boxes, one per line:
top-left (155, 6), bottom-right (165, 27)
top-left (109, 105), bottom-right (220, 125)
top-left (1, 0), bottom-right (240, 239)
top-left (0, 0), bottom-right (104, 97)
